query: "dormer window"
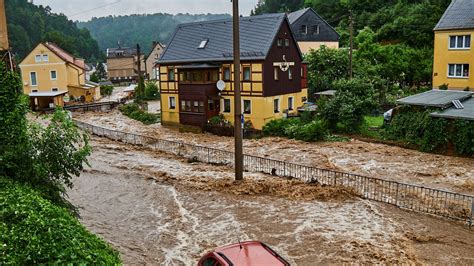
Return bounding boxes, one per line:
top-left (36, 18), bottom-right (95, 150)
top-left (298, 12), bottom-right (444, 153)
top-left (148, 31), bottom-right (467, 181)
top-left (198, 39), bottom-right (209, 49)
top-left (301, 25), bottom-right (308, 35)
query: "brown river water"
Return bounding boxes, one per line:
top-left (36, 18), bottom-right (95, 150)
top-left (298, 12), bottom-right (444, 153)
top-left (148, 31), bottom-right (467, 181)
top-left (68, 137), bottom-right (474, 265)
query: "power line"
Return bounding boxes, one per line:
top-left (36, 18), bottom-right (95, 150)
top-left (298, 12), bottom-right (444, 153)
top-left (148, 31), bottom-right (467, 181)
top-left (69, 0), bottom-right (122, 18)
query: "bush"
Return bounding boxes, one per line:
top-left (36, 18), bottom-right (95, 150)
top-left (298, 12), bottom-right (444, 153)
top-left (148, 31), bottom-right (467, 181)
top-left (263, 118), bottom-right (328, 142)
top-left (144, 82), bottom-right (160, 100)
top-left (100, 85), bottom-right (114, 96)
top-left (452, 120), bottom-right (474, 155)
top-left (262, 118), bottom-right (300, 137)
top-left (119, 103), bottom-right (159, 125)
top-left (0, 177), bottom-right (120, 264)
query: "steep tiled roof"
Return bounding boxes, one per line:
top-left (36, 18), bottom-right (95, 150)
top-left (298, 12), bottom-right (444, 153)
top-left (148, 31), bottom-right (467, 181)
top-left (158, 13), bottom-right (286, 64)
top-left (434, 0), bottom-right (474, 30)
top-left (106, 47), bottom-right (138, 58)
top-left (287, 7), bottom-right (310, 24)
top-left (44, 42), bottom-right (86, 70)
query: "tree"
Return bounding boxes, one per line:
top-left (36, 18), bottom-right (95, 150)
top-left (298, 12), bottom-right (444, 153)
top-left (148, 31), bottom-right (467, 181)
top-left (95, 62), bottom-right (107, 80)
top-left (0, 62), bottom-right (91, 213)
top-left (252, 0), bottom-right (304, 15)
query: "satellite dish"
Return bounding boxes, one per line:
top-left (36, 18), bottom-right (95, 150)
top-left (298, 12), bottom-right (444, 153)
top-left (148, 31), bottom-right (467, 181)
top-left (216, 80), bottom-right (225, 91)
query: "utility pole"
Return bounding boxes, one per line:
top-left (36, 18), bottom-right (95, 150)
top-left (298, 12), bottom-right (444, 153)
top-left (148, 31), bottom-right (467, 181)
top-left (144, 55), bottom-right (149, 81)
top-left (136, 43), bottom-right (144, 99)
top-left (232, 0), bottom-right (243, 181)
top-left (348, 10), bottom-right (354, 79)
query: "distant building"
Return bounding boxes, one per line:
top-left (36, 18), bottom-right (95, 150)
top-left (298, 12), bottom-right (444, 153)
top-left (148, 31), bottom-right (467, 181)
top-left (18, 42), bottom-right (100, 110)
top-left (106, 45), bottom-right (144, 84)
top-left (157, 13), bottom-right (308, 130)
top-left (145, 41), bottom-right (165, 80)
top-left (288, 7), bottom-right (339, 53)
top-left (0, 0), bottom-right (8, 51)
top-left (433, 0), bottom-right (473, 90)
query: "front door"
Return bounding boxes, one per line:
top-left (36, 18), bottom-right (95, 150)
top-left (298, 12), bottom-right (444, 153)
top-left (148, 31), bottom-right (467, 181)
top-left (207, 99), bottom-right (220, 119)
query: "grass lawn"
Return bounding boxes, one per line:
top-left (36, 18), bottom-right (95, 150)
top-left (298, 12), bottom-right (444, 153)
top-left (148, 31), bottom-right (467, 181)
top-left (359, 116), bottom-right (384, 139)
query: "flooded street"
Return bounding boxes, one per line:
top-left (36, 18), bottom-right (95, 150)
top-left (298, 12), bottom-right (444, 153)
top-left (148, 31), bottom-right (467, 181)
top-left (68, 137), bottom-right (474, 265)
top-left (73, 111), bottom-right (474, 194)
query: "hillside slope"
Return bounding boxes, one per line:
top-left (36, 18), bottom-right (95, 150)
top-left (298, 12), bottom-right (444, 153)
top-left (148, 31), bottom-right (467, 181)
top-left (78, 13), bottom-right (230, 54)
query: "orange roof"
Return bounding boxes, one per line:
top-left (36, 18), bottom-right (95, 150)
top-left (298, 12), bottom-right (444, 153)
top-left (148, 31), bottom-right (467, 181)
top-left (43, 42), bottom-right (86, 70)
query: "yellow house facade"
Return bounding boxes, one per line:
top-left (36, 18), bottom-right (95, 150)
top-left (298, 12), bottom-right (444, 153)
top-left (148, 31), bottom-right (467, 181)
top-left (158, 14), bottom-right (308, 130)
top-left (433, 0), bottom-right (474, 90)
top-left (19, 42), bottom-right (99, 109)
top-left (0, 0), bottom-right (9, 51)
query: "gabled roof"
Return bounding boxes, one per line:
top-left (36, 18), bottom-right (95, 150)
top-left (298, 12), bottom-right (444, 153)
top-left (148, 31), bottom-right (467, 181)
top-left (434, 0), bottom-right (474, 31)
top-left (146, 41), bottom-right (165, 59)
top-left (397, 90), bottom-right (473, 108)
top-left (158, 13), bottom-right (288, 64)
top-left (287, 7), bottom-right (310, 24)
top-left (43, 42), bottom-right (86, 70)
top-left (107, 46), bottom-right (138, 58)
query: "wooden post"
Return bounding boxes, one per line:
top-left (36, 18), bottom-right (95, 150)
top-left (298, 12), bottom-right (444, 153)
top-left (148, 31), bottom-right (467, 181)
top-left (232, 0), bottom-right (243, 181)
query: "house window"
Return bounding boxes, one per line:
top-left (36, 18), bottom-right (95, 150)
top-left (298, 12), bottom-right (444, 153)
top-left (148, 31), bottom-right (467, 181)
top-left (274, 98), bottom-right (280, 113)
top-left (449, 35), bottom-right (471, 49)
top-left (51, 88), bottom-right (58, 92)
top-left (198, 39), bottom-right (208, 49)
top-left (301, 25), bottom-right (308, 35)
top-left (288, 67), bottom-right (293, 80)
top-left (243, 66), bottom-right (251, 81)
top-left (223, 99), bottom-right (231, 113)
top-left (274, 67), bottom-right (279, 80)
top-left (448, 64), bottom-right (469, 78)
top-left (198, 101), bottom-right (205, 113)
top-left (277, 38), bottom-right (283, 47)
top-left (185, 100), bottom-right (192, 112)
top-left (42, 54), bottom-right (49, 62)
top-left (169, 96), bottom-right (176, 109)
top-left (223, 67), bottom-right (231, 81)
top-left (301, 66), bottom-right (304, 78)
top-left (284, 39), bottom-right (289, 47)
top-left (288, 97), bottom-right (294, 111)
top-left (30, 72), bottom-right (37, 86)
top-left (168, 68), bottom-right (175, 81)
top-left (35, 55), bottom-right (42, 63)
top-left (50, 70), bottom-right (57, 80)
top-left (193, 101), bottom-right (200, 112)
top-left (312, 25), bottom-right (320, 35)
top-left (243, 100), bottom-right (251, 114)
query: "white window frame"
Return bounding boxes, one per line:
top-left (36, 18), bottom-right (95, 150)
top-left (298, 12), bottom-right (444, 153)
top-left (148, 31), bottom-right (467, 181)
top-left (50, 70), bottom-right (57, 80)
top-left (198, 39), bottom-right (209, 49)
top-left (274, 98), bottom-right (280, 113)
top-left (35, 55), bottom-right (42, 63)
top-left (448, 64), bottom-right (469, 78)
top-left (449, 35), bottom-right (471, 49)
top-left (42, 54), bottom-right (49, 62)
top-left (313, 25), bottom-right (320, 35)
top-left (243, 99), bottom-right (251, 115)
top-left (288, 97), bottom-right (294, 111)
top-left (301, 25), bottom-right (308, 35)
top-left (169, 96), bottom-right (176, 109)
top-left (30, 72), bottom-right (37, 86)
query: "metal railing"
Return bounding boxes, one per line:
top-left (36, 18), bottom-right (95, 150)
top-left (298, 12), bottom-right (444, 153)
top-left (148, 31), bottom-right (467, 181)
top-left (42, 101), bottom-right (121, 113)
top-left (74, 120), bottom-right (474, 223)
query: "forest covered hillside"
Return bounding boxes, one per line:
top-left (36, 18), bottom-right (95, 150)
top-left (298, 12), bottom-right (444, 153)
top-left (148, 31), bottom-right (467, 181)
top-left (6, 0), bottom-right (103, 62)
top-left (77, 13), bottom-right (230, 54)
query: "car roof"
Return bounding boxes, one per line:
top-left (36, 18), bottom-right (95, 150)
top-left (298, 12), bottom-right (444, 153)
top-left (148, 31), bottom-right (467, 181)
top-left (214, 241), bottom-right (287, 266)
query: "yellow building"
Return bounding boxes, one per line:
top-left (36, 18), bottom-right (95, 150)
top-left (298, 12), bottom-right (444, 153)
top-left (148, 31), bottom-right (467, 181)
top-left (433, 0), bottom-right (473, 90)
top-left (19, 42), bottom-right (100, 110)
top-left (158, 14), bottom-right (308, 130)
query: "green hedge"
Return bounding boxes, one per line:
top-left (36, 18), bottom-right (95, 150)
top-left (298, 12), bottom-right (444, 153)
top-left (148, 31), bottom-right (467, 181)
top-left (119, 103), bottom-right (159, 125)
top-left (263, 118), bottom-right (328, 142)
top-left (0, 177), bottom-right (121, 264)
top-left (383, 107), bottom-right (473, 155)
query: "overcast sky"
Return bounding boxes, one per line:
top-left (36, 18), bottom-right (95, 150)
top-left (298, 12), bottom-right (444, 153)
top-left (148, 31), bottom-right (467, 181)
top-left (33, 0), bottom-right (257, 21)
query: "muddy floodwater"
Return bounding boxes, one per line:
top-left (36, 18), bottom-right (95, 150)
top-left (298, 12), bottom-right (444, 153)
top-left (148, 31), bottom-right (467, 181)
top-left (68, 137), bottom-right (474, 265)
top-left (73, 111), bottom-right (474, 194)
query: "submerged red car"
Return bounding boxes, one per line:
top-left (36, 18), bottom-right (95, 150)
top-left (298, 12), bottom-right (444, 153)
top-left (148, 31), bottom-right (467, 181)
top-left (197, 241), bottom-right (290, 266)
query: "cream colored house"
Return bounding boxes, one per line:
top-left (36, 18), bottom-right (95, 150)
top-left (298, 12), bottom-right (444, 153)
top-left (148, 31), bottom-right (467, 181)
top-left (0, 0), bottom-right (8, 51)
top-left (19, 42), bottom-right (100, 110)
top-left (145, 41), bottom-right (165, 80)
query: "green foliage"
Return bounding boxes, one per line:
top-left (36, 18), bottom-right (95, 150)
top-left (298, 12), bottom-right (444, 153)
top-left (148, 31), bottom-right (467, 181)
top-left (319, 78), bottom-right (376, 132)
top-left (0, 177), bottom-right (121, 264)
top-left (6, 0), bottom-right (103, 62)
top-left (464, 87), bottom-right (471, 92)
top-left (439, 83), bottom-right (448, 90)
top-left (144, 82), bottom-right (160, 100)
top-left (452, 120), bottom-right (474, 155)
top-left (78, 13), bottom-right (230, 53)
top-left (100, 85), bottom-right (114, 97)
top-left (89, 72), bottom-right (100, 83)
top-left (0, 62), bottom-right (91, 213)
top-left (134, 76), bottom-right (146, 102)
top-left (383, 107), bottom-right (449, 152)
top-left (119, 103), bottom-right (159, 125)
top-left (359, 116), bottom-right (384, 138)
top-left (305, 46), bottom-right (349, 99)
top-left (252, 0), bottom-right (304, 15)
top-left (263, 118), bottom-right (328, 142)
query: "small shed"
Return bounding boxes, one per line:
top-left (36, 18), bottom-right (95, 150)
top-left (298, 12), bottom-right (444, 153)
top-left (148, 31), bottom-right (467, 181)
top-left (396, 90), bottom-right (472, 109)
